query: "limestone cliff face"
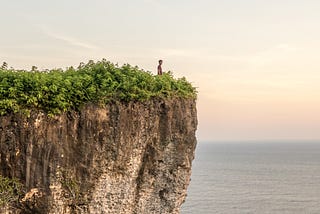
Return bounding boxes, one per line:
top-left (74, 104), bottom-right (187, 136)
top-left (0, 98), bottom-right (197, 214)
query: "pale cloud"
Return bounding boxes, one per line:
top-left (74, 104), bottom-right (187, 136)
top-left (142, 0), bottom-right (161, 6)
top-left (204, 43), bottom-right (300, 67)
top-left (47, 33), bottom-right (99, 50)
top-left (247, 43), bottom-right (299, 66)
top-left (157, 44), bottom-right (299, 66)
top-left (39, 25), bottom-right (100, 50)
top-left (158, 48), bottom-right (199, 57)
top-left (157, 48), bottom-right (240, 62)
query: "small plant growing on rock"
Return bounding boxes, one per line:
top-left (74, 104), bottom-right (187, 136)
top-left (58, 169), bottom-right (89, 213)
top-left (0, 175), bottom-right (24, 208)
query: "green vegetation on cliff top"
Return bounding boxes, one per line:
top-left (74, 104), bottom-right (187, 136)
top-left (0, 59), bottom-right (196, 116)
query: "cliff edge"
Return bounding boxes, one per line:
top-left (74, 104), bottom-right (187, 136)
top-left (0, 97), bottom-right (197, 213)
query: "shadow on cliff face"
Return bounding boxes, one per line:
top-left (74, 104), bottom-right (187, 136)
top-left (0, 98), bottom-right (197, 214)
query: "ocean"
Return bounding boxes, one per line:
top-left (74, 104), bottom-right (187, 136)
top-left (181, 142), bottom-right (320, 214)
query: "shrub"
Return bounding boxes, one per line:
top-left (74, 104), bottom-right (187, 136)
top-left (0, 175), bottom-right (24, 207)
top-left (0, 59), bottom-right (197, 116)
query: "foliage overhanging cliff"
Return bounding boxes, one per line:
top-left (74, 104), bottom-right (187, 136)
top-left (0, 59), bottom-right (197, 116)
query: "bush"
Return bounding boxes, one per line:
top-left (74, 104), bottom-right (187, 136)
top-left (0, 59), bottom-right (197, 116)
top-left (0, 175), bottom-right (24, 207)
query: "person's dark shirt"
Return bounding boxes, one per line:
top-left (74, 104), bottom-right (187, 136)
top-left (157, 64), bottom-right (162, 75)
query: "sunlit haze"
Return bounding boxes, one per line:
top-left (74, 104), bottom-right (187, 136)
top-left (1, 0), bottom-right (320, 142)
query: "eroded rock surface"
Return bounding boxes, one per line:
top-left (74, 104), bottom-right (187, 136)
top-left (0, 98), bottom-right (197, 214)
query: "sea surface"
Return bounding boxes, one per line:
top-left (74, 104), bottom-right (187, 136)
top-left (181, 141), bottom-right (320, 214)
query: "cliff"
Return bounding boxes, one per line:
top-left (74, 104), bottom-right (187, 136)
top-left (0, 97), bottom-right (197, 213)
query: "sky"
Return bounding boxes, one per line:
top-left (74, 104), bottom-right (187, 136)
top-left (1, 0), bottom-right (320, 142)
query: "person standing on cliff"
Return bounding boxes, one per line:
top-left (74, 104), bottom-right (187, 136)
top-left (157, 60), bottom-right (163, 75)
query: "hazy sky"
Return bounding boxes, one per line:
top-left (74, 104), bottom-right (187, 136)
top-left (1, 0), bottom-right (320, 142)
